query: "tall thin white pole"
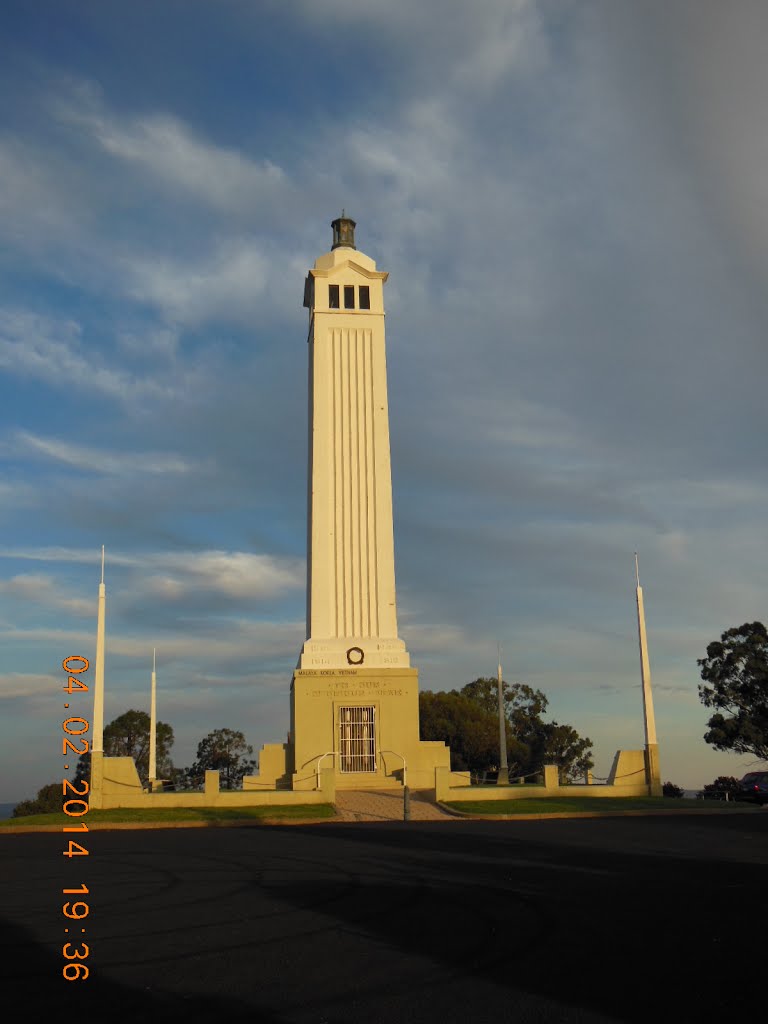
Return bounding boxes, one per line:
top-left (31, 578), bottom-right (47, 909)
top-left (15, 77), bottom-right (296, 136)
top-left (635, 553), bottom-right (657, 746)
top-left (92, 546), bottom-right (106, 753)
top-left (149, 648), bottom-right (157, 785)
top-left (496, 643), bottom-right (509, 784)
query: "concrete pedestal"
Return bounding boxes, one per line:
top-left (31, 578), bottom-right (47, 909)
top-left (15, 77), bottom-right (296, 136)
top-left (289, 667), bottom-right (449, 791)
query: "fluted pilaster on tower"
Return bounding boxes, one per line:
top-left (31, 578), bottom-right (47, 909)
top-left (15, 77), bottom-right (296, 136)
top-left (298, 218), bottom-right (409, 670)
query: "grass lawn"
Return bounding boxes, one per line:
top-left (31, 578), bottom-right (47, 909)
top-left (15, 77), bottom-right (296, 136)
top-left (442, 796), bottom-right (759, 815)
top-left (1, 804), bottom-right (337, 828)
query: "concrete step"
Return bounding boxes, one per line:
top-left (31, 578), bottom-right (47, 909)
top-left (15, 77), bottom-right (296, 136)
top-left (334, 788), bottom-right (454, 822)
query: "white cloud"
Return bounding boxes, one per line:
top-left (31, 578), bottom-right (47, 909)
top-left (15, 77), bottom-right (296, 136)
top-left (0, 617), bottom-right (304, 666)
top-left (658, 2), bottom-right (768, 298)
top-left (633, 477), bottom-right (768, 513)
top-left (293, 0), bottom-right (543, 90)
top-left (58, 89), bottom-right (285, 213)
top-left (0, 310), bottom-right (185, 402)
top-left (13, 430), bottom-right (198, 477)
top-left (441, 393), bottom-right (584, 453)
top-left (0, 574), bottom-right (93, 617)
top-left (655, 531), bottom-right (689, 565)
top-left (123, 238), bottom-right (270, 326)
top-left (0, 480), bottom-right (37, 509)
top-left (140, 550), bottom-right (304, 603)
top-left (0, 672), bottom-right (61, 701)
top-left (116, 327), bottom-right (179, 359)
top-left (0, 547), bottom-right (114, 566)
top-left (453, 1), bottom-right (546, 89)
top-left (0, 139), bottom-right (87, 247)
top-left (0, 547), bottom-right (305, 604)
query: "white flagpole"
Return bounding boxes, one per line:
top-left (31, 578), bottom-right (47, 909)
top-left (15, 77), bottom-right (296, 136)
top-left (92, 545), bottom-right (106, 753)
top-left (635, 553), bottom-right (658, 746)
top-left (149, 648), bottom-right (157, 786)
top-left (496, 642), bottom-right (509, 784)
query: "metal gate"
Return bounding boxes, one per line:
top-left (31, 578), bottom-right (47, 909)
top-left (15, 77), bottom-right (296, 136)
top-left (338, 706), bottom-right (376, 773)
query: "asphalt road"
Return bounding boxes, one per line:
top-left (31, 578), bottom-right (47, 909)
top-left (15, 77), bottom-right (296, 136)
top-left (4, 813), bottom-right (765, 1023)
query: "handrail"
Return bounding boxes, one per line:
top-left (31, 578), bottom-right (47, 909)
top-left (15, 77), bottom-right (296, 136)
top-left (315, 751), bottom-right (339, 790)
top-left (312, 749), bottom-right (408, 789)
top-left (379, 749), bottom-right (407, 787)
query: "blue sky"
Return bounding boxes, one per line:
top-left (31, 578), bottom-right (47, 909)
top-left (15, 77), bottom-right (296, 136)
top-left (2, 1), bottom-right (767, 803)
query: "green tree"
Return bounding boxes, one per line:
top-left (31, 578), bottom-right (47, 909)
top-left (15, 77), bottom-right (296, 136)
top-left (419, 678), bottom-right (594, 782)
top-left (662, 781), bottom-right (684, 798)
top-left (698, 776), bottom-right (741, 801)
top-left (186, 728), bottom-right (257, 790)
top-left (460, 677), bottom-right (593, 781)
top-left (167, 766), bottom-right (195, 791)
top-left (459, 677), bottom-right (549, 726)
top-left (419, 691), bottom-right (508, 775)
top-left (536, 722), bottom-right (595, 784)
top-left (458, 677), bottom-right (547, 775)
top-left (73, 709), bottom-right (175, 786)
top-left (697, 621), bottom-right (768, 762)
top-left (13, 782), bottom-right (62, 817)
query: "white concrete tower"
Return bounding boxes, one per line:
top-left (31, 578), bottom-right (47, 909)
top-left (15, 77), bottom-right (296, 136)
top-left (635, 553), bottom-right (661, 796)
top-left (254, 215), bottom-right (450, 791)
top-left (298, 213), bottom-right (409, 671)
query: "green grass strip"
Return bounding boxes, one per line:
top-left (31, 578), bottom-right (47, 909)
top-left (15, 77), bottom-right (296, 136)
top-left (1, 804), bottom-right (336, 827)
top-left (443, 796), bottom-right (757, 815)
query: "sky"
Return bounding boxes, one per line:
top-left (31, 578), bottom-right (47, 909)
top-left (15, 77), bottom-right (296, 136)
top-left (2, 0), bottom-right (767, 803)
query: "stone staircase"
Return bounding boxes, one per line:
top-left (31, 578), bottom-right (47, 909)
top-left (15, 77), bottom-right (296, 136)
top-left (334, 788), bottom-right (456, 822)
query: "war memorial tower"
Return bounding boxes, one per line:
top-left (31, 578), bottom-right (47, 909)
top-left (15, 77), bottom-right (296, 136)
top-left (260, 215), bottom-right (450, 791)
top-left (298, 212), bottom-right (408, 672)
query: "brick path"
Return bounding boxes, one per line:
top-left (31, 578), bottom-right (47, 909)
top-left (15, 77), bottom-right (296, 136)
top-left (334, 788), bottom-right (456, 822)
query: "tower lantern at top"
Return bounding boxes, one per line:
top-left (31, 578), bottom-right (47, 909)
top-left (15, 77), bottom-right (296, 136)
top-left (331, 210), bottom-right (356, 250)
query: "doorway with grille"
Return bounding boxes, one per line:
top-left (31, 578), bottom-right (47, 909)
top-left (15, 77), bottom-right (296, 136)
top-left (338, 705), bottom-right (376, 773)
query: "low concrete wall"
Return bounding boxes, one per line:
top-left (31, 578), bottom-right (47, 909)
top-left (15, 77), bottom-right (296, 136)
top-left (436, 757), bottom-right (654, 803)
top-left (91, 754), bottom-right (335, 810)
top-left (606, 750), bottom-right (647, 787)
top-left (245, 743), bottom-right (292, 790)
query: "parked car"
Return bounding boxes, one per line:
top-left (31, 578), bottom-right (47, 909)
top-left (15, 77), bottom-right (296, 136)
top-left (735, 771), bottom-right (768, 805)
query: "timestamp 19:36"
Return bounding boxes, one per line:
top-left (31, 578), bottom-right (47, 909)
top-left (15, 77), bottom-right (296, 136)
top-left (61, 655), bottom-right (91, 981)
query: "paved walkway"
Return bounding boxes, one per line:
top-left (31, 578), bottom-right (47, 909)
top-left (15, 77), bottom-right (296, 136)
top-left (334, 788), bottom-right (455, 822)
